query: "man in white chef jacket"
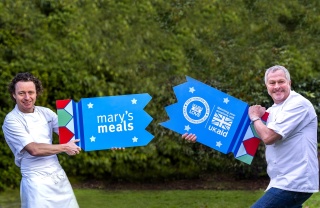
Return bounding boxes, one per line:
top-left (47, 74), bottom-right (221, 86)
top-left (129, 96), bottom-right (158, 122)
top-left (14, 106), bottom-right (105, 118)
top-left (2, 72), bottom-right (80, 208)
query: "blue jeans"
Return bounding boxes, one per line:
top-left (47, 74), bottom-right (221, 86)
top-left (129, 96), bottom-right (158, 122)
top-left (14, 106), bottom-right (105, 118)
top-left (251, 187), bottom-right (313, 208)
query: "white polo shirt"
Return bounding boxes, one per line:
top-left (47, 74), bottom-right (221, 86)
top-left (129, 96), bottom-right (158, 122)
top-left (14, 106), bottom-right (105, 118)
top-left (266, 90), bottom-right (319, 193)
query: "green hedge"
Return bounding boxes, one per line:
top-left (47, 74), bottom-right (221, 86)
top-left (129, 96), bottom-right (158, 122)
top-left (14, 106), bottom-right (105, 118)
top-left (0, 0), bottom-right (319, 190)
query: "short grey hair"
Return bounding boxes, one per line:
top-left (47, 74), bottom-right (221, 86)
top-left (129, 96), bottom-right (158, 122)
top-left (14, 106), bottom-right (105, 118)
top-left (264, 65), bottom-right (291, 84)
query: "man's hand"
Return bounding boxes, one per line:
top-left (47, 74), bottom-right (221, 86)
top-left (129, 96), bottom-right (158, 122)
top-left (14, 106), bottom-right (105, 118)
top-left (65, 139), bottom-right (81, 156)
top-left (111, 147), bottom-right (125, 151)
top-left (248, 105), bottom-right (266, 121)
top-left (182, 133), bottom-right (197, 143)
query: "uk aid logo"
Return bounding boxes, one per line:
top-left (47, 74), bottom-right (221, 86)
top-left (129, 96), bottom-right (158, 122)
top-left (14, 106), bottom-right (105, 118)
top-left (160, 76), bottom-right (260, 164)
top-left (182, 96), bottom-right (235, 140)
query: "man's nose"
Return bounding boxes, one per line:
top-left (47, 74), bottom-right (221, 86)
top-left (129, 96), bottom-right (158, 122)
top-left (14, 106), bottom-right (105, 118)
top-left (274, 82), bottom-right (281, 88)
top-left (24, 94), bottom-right (30, 99)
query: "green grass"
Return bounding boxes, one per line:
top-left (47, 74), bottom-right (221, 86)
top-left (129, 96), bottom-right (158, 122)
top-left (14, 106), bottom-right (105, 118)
top-left (1, 189), bottom-right (319, 208)
top-left (0, 189), bottom-right (21, 208)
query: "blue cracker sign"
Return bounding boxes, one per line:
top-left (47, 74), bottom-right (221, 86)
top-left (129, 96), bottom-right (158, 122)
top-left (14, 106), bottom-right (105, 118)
top-left (56, 93), bottom-right (153, 151)
top-left (160, 76), bottom-right (268, 164)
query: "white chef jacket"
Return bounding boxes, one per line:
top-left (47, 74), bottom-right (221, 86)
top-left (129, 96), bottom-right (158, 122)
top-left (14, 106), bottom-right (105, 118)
top-left (2, 105), bottom-right (79, 208)
top-left (265, 91), bottom-right (319, 193)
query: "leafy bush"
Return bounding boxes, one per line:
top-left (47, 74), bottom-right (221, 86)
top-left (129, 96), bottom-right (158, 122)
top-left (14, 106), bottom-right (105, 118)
top-left (0, 0), bottom-right (319, 190)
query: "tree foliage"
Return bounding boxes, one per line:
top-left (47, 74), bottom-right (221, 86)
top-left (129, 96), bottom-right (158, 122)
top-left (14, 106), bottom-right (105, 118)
top-left (0, 0), bottom-right (319, 190)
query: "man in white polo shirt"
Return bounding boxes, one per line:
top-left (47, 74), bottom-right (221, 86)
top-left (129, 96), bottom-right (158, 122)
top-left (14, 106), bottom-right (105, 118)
top-left (2, 72), bottom-right (81, 208)
top-left (248, 65), bottom-right (318, 207)
top-left (182, 65), bottom-right (318, 207)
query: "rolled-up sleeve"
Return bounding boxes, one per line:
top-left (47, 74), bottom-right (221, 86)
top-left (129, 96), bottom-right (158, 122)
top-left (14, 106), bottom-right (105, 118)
top-left (267, 99), bottom-right (309, 140)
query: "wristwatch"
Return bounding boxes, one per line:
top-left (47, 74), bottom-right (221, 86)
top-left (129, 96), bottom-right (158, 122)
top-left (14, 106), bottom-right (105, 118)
top-left (251, 117), bottom-right (261, 123)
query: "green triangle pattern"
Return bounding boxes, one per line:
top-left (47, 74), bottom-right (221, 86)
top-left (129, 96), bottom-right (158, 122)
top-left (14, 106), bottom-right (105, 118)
top-left (250, 124), bottom-right (260, 138)
top-left (236, 154), bottom-right (253, 165)
top-left (57, 109), bottom-right (72, 126)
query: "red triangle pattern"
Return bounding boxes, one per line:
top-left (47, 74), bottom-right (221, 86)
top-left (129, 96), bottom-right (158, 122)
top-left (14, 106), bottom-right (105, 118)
top-left (56, 99), bottom-right (71, 109)
top-left (261, 112), bottom-right (269, 122)
top-left (243, 137), bottom-right (261, 156)
top-left (58, 127), bottom-right (74, 144)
